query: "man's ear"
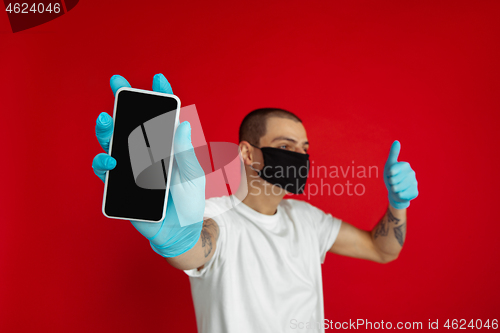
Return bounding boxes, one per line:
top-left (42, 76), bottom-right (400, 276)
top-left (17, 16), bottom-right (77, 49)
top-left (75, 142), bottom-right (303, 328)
top-left (238, 141), bottom-right (252, 165)
top-left (239, 141), bottom-right (254, 166)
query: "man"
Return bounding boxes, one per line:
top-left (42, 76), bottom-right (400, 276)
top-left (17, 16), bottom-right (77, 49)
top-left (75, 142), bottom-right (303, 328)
top-left (92, 73), bottom-right (418, 333)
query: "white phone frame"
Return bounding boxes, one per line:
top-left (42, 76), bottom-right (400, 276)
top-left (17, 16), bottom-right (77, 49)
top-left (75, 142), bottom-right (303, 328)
top-left (102, 87), bottom-right (180, 223)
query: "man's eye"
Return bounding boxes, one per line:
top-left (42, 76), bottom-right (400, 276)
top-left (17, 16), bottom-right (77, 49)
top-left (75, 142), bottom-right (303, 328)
top-left (279, 145), bottom-right (288, 150)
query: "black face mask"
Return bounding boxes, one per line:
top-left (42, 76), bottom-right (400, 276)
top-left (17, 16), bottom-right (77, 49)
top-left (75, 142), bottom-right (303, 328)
top-left (250, 144), bottom-right (310, 194)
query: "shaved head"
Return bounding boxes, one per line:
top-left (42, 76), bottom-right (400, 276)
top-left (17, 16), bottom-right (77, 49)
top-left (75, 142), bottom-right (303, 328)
top-left (238, 108), bottom-right (302, 146)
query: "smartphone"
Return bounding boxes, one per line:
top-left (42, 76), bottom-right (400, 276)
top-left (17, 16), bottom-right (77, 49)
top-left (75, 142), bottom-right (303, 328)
top-left (102, 87), bottom-right (180, 222)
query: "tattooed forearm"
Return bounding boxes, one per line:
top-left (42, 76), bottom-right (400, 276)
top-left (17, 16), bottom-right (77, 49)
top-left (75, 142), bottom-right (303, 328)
top-left (374, 219), bottom-right (389, 239)
top-left (387, 209), bottom-right (401, 225)
top-left (393, 223), bottom-right (406, 246)
top-left (200, 218), bottom-right (219, 258)
top-left (371, 207), bottom-right (407, 262)
top-left (373, 208), bottom-right (402, 239)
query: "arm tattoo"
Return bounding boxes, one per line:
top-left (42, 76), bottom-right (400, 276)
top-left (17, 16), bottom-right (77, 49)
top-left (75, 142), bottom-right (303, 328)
top-left (394, 223), bottom-right (406, 246)
top-left (200, 218), bottom-right (219, 258)
top-left (374, 219), bottom-right (389, 239)
top-left (387, 209), bottom-right (401, 225)
top-left (374, 208), bottom-right (400, 239)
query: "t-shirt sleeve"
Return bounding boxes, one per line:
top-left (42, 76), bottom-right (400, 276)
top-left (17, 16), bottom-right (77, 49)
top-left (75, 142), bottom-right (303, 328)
top-left (183, 198), bottom-right (227, 278)
top-left (303, 202), bottom-right (343, 264)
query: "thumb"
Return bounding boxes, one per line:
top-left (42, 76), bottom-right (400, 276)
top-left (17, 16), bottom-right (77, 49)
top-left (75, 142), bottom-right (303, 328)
top-left (386, 140), bottom-right (401, 165)
top-left (172, 121), bottom-right (205, 182)
top-left (174, 121), bottom-right (194, 155)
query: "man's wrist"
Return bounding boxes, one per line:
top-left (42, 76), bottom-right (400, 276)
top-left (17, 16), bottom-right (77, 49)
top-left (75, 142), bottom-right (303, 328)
top-left (149, 221), bottom-right (204, 258)
top-left (388, 196), bottom-right (410, 210)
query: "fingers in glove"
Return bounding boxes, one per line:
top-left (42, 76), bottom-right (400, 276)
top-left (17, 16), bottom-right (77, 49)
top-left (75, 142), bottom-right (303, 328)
top-left (92, 153), bottom-right (116, 182)
top-left (152, 73), bottom-right (173, 94)
top-left (110, 75), bottom-right (131, 96)
top-left (96, 112), bottom-right (113, 153)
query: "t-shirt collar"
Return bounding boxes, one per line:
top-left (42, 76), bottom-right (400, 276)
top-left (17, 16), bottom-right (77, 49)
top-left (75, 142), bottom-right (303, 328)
top-left (231, 195), bottom-right (282, 223)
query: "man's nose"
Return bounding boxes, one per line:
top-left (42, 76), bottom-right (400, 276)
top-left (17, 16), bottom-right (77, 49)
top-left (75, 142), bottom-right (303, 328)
top-left (295, 147), bottom-right (307, 154)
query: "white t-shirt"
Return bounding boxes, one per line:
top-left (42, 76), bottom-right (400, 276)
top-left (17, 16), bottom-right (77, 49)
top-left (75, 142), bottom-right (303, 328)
top-left (183, 195), bottom-right (342, 333)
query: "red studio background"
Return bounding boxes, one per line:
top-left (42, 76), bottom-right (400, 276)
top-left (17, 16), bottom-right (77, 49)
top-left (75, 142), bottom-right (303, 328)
top-left (1, 1), bottom-right (499, 332)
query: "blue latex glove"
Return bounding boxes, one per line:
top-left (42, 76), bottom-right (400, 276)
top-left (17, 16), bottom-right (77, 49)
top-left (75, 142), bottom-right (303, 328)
top-left (383, 141), bottom-right (418, 209)
top-left (92, 74), bottom-right (205, 257)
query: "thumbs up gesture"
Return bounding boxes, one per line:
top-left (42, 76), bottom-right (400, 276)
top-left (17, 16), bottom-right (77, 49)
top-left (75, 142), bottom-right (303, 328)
top-left (384, 141), bottom-right (418, 209)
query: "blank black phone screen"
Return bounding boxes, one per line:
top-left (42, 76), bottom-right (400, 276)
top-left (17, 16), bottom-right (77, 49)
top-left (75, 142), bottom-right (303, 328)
top-left (103, 89), bottom-right (178, 222)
